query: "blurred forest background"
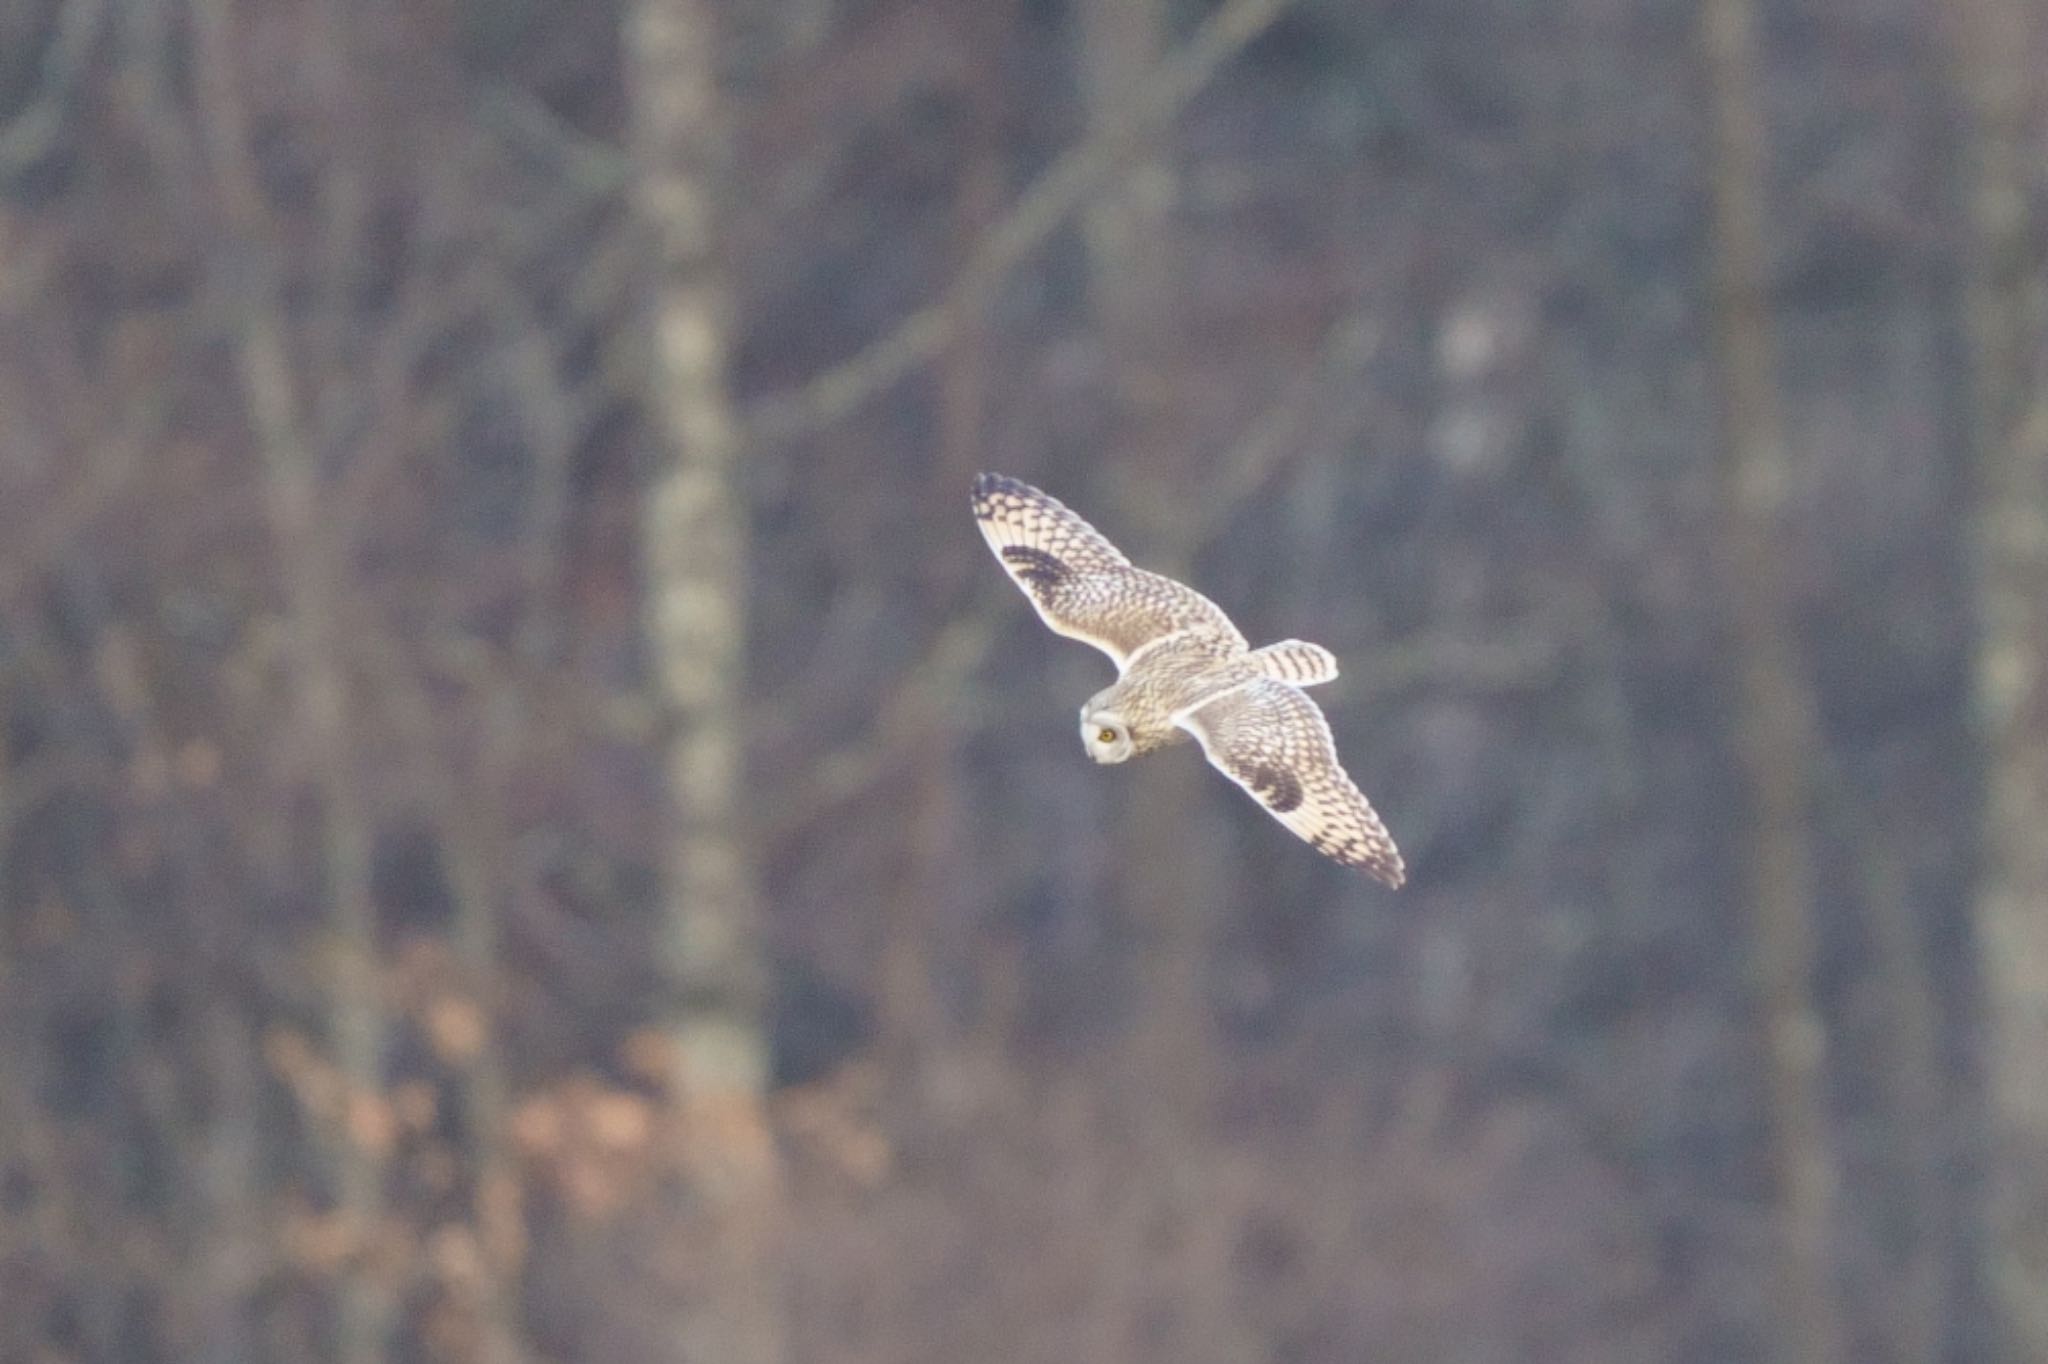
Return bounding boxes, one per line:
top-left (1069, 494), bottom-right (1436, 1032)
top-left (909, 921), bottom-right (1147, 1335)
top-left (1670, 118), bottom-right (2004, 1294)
top-left (2, 0), bottom-right (2046, 1361)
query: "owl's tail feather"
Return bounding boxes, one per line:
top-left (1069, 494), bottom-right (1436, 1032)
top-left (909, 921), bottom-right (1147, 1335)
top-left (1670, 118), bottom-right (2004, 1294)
top-left (1249, 639), bottom-right (1339, 687)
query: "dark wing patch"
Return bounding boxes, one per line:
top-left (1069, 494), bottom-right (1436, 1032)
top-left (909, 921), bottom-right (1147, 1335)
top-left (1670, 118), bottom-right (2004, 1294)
top-left (1243, 763), bottom-right (1304, 813)
top-left (999, 544), bottom-right (1071, 590)
top-left (1177, 678), bottom-right (1404, 887)
top-left (973, 473), bottom-right (1246, 669)
top-left (973, 473), bottom-right (1130, 575)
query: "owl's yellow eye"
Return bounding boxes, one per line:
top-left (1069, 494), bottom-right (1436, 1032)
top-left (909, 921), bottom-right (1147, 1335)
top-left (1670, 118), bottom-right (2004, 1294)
top-left (1098, 727), bottom-right (1119, 745)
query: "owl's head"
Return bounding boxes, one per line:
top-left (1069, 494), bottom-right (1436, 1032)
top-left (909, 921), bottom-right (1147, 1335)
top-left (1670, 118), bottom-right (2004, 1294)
top-left (1079, 703), bottom-right (1135, 764)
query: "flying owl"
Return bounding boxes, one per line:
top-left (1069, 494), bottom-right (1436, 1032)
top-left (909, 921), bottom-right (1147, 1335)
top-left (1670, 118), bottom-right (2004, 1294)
top-left (971, 472), bottom-right (1405, 887)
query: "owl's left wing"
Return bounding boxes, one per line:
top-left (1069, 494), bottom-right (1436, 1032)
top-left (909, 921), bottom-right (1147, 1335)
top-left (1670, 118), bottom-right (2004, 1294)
top-left (1176, 678), bottom-right (1405, 886)
top-left (972, 473), bottom-right (1244, 670)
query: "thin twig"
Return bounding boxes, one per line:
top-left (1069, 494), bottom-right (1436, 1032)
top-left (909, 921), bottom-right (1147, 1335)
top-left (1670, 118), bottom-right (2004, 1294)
top-left (1182, 312), bottom-right (1382, 547)
top-left (473, 81), bottom-right (635, 196)
top-left (761, 615), bottom-right (997, 847)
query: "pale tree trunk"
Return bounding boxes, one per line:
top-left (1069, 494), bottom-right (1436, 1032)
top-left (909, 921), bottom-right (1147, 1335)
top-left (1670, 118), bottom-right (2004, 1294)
top-left (1072, 21), bottom-right (1262, 1358)
top-left (187, 1000), bottom-right (262, 1364)
top-left (1077, 0), bottom-right (1175, 373)
top-left (430, 710), bottom-right (527, 1364)
top-left (1074, 0), bottom-right (1217, 1089)
top-left (188, 4), bottom-right (394, 1360)
top-left (1697, 1), bottom-right (1845, 1361)
top-left (1073, 13), bottom-right (1285, 1356)
top-left (1839, 799), bottom-right (1945, 1363)
top-left (897, 3), bottom-right (1013, 1061)
top-left (1950, 0), bottom-right (2048, 1355)
top-left (624, 3), bottom-right (785, 1362)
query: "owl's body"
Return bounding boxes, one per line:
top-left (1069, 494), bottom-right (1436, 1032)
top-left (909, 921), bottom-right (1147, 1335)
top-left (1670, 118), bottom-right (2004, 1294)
top-left (1083, 631), bottom-right (1247, 756)
top-left (972, 473), bottom-right (1404, 886)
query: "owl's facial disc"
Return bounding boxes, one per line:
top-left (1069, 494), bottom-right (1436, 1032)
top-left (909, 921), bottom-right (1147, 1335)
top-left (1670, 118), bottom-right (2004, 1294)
top-left (1080, 707), bottom-right (1134, 764)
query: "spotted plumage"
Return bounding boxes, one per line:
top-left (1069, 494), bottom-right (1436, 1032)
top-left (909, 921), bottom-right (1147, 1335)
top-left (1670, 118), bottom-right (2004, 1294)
top-left (972, 472), bottom-right (1404, 886)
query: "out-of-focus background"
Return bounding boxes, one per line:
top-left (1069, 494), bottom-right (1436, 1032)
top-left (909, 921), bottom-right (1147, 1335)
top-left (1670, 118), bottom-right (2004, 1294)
top-left (1, 0), bottom-right (2045, 1361)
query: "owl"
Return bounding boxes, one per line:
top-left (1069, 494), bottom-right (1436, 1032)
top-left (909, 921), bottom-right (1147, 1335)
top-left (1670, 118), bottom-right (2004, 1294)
top-left (972, 473), bottom-right (1405, 887)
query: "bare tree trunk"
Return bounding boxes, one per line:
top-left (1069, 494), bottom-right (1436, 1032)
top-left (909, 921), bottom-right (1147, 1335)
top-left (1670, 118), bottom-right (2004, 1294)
top-left (188, 1000), bottom-right (262, 1364)
top-left (188, 4), bottom-right (394, 1360)
top-left (1073, 0), bottom-right (1216, 1091)
top-left (1697, 2), bottom-right (1844, 1361)
top-left (1077, 0), bottom-right (1173, 368)
top-left (894, 2), bottom-right (1013, 1063)
top-left (1949, 0), bottom-right (2048, 1355)
top-left (435, 704), bottom-right (527, 1364)
top-left (1835, 788), bottom-right (1946, 1364)
top-left (624, 2), bottom-right (784, 1361)
top-left (0, 894), bottom-right (53, 1364)
top-left (746, 0), bottom-right (1293, 444)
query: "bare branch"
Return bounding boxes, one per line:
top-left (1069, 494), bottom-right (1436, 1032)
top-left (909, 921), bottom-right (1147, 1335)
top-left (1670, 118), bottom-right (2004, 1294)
top-left (761, 615), bottom-right (997, 847)
top-left (0, 0), bottom-right (110, 180)
top-left (472, 81), bottom-right (634, 197)
top-left (1182, 312), bottom-right (1382, 547)
top-left (743, 0), bottom-right (1298, 444)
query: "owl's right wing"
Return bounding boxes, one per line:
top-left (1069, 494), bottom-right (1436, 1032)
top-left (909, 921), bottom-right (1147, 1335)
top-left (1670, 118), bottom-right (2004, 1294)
top-left (972, 473), bottom-right (1245, 671)
top-left (1177, 677), bottom-right (1405, 887)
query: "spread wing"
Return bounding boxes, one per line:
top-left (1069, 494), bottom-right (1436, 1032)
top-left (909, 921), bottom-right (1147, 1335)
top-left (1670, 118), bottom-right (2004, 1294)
top-left (972, 473), bottom-right (1245, 671)
top-left (1177, 678), bottom-right (1405, 886)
